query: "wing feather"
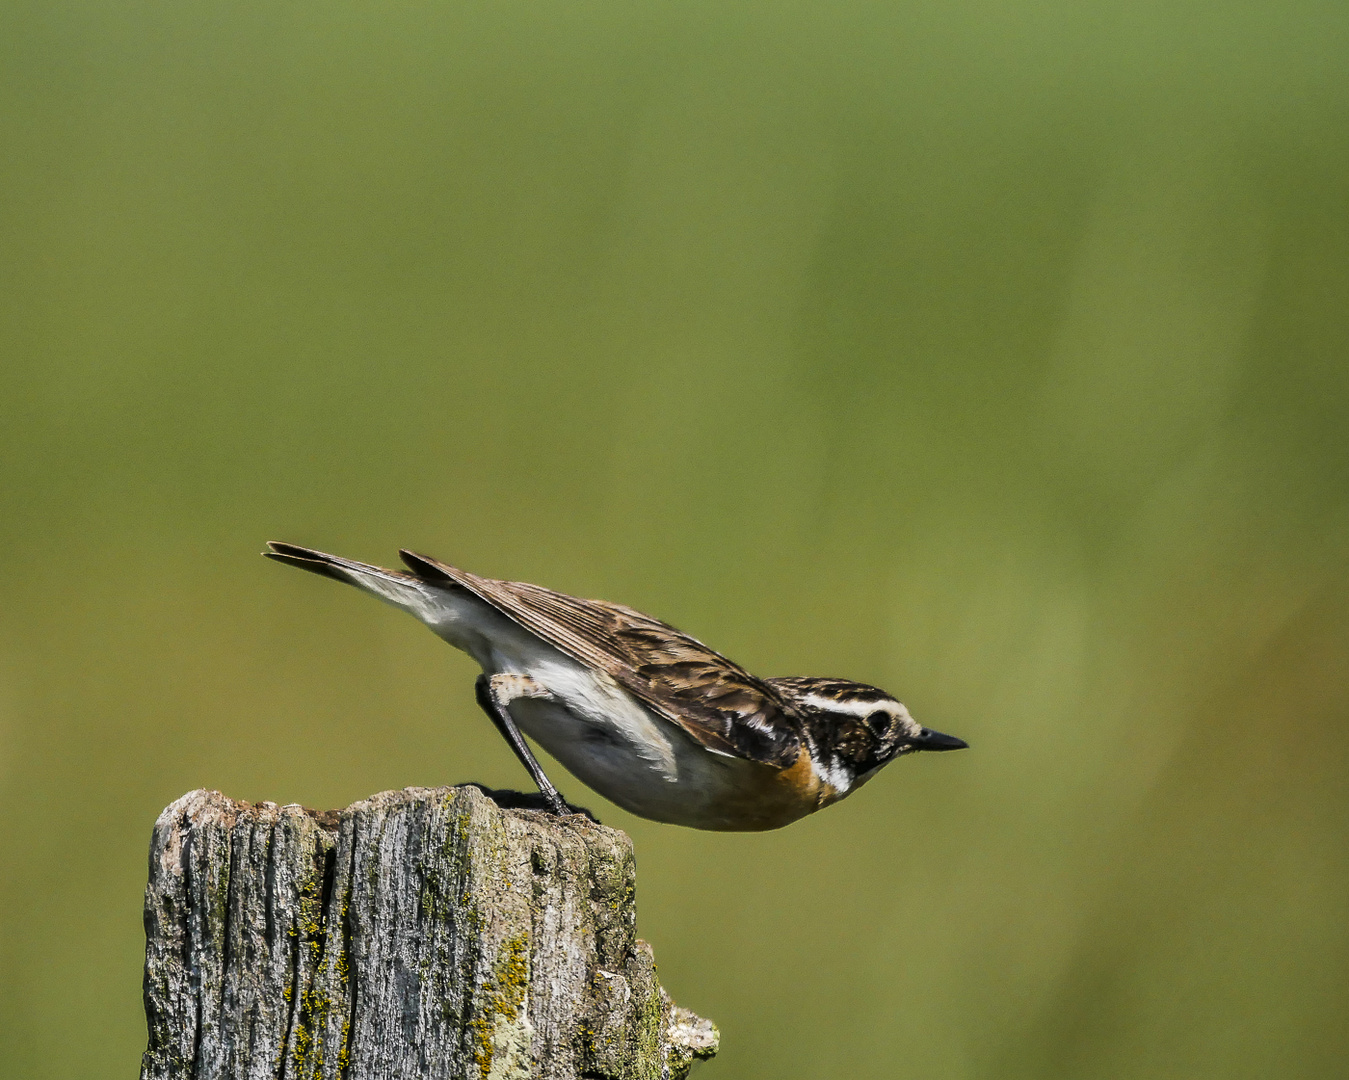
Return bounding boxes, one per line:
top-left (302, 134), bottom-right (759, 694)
top-left (399, 550), bottom-right (801, 767)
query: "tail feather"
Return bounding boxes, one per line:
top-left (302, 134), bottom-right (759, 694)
top-left (263, 544), bottom-right (351, 584)
top-left (264, 541), bottom-right (439, 616)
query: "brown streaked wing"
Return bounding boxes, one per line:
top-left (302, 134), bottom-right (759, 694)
top-left (399, 551), bottom-right (802, 768)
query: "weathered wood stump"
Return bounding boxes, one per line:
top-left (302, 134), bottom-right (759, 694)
top-left (140, 785), bottom-right (718, 1080)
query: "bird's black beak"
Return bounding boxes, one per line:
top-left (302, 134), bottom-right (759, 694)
top-left (909, 727), bottom-right (969, 752)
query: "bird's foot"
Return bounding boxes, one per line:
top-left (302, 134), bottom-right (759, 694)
top-left (543, 790), bottom-right (601, 823)
top-left (464, 784), bottom-right (601, 824)
top-left (558, 799), bottom-right (601, 824)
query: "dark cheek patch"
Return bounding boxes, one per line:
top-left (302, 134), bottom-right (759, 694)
top-left (832, 724), bottom-right (872, 765)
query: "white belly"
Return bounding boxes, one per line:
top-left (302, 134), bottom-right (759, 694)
top-left (506, 692), bottom-right (750, 826)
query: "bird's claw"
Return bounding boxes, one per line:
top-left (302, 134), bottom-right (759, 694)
top-left (552, 798), bottom-right (600, 824)
top-left (463, 783), bottom-right (600, 823)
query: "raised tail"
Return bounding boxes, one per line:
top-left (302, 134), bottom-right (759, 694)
top-left (264, 541), bottom-right (446, 619)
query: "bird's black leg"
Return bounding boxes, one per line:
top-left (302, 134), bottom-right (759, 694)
top-left (474, 674), bottom-right (570, 816)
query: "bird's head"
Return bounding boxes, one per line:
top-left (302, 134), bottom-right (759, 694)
top-left (767, 677), bottom-right (967, 794)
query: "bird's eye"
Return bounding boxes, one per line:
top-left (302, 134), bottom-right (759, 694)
top-left (864, 711), bottom-right (890, 737)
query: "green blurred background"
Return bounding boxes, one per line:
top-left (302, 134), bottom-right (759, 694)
top-left (2, 0), bottom-right (1347, 1076)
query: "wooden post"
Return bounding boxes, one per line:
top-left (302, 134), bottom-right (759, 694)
top-left (139, 785), bottom-right (718, 1080)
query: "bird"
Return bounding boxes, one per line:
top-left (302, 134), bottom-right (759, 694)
top-left (264, 542), bottom-right (967, 831)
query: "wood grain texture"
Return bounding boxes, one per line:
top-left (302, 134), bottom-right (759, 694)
top-left (140, 786), bottom-right (717, 1080)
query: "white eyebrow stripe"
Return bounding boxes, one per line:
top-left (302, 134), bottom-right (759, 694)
top-left (799, 695), bottom-right (898, 718)
top-left (800, 694), bottom-right (924, 739)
